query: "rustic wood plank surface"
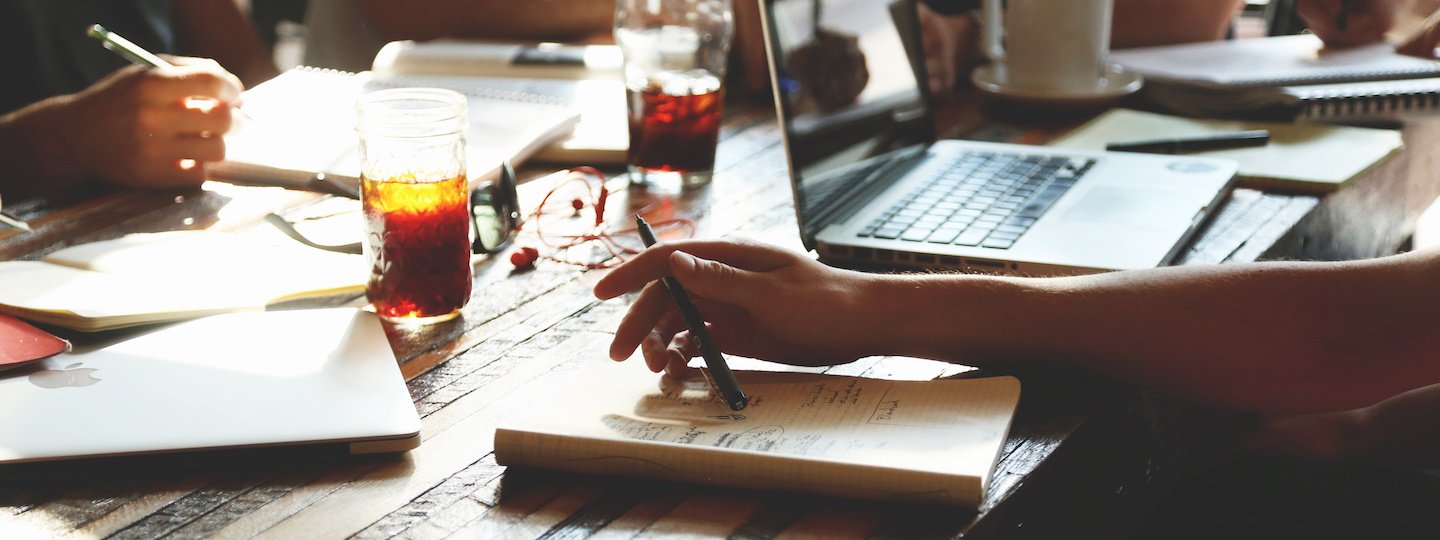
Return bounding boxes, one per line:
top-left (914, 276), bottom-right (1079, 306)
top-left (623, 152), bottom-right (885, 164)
top-left (1, 98), bottom-right (1435, 539)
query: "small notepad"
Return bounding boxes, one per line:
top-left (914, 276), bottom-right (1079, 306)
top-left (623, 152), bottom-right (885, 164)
top-left (495, 358), bottom-right (1020, 507)
top-left (1050, 109), bottom-right (1403, 193)
top-left (1111, 34), bottom-right (1440, 89)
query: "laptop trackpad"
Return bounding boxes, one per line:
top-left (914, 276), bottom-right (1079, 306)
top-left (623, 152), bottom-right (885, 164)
top-left (1062, 187), bottom-right (1192, 231)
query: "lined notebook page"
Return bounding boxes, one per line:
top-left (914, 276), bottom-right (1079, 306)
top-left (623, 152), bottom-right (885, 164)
top-left (494, 358), bottom-right (1020, 507)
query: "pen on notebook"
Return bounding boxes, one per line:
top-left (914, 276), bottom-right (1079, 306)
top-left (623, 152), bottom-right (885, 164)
top-left (86, 24), bottom-right (255, 122)
top-left (1105, 130), bottom-right (1270, 155)
top-left (634, 215), bottom-right (749, 411)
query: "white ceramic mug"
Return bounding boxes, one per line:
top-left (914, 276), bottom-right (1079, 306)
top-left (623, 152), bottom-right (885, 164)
top-left (982, 0), bottom-right (1113, 94)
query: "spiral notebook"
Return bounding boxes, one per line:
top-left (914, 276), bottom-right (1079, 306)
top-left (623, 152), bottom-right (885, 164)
top-left (1111, 35), bottom-right (1440, 122)
top-left (211, 66), bottom-right (580, 194)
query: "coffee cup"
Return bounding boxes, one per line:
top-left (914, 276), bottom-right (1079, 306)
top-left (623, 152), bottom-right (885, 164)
top-left (981, 0), bottom-right (1113, 94)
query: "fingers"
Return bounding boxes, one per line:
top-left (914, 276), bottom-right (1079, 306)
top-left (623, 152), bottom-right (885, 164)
top-left (167, 136), bottom-right (226, 163)
top-left (666, 251), bottom-right (772, 307)
top-left (611, 281), bottom-right (675, 361)
top-left (594, 238), bottom-right (796, 299)
top-left (1398, 10), bottom-right (1440, 58)
top-left (142, 59), bottom-right (244, 105)
top-left (150, 101), bottom-right (234, 136)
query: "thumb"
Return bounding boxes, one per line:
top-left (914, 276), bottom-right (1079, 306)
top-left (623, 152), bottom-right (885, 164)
top-left (668, 251), bottom-right (767, 306)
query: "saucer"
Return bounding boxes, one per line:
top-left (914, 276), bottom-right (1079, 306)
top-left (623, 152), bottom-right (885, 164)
top-left (970, 64), bottom-right (1143, 107)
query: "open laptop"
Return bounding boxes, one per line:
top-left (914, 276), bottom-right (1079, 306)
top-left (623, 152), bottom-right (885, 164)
top-left (0, 309), bottom-right (421, 464)
top-left (759, 0), bottom-right (1237, 275)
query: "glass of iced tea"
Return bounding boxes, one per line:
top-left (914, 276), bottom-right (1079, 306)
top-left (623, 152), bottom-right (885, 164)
top-left (616, 0), bottom-right (733, 193)
top-left (355, 88), bottom-right (472, 324)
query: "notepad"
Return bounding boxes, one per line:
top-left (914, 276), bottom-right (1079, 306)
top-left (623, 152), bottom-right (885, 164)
top-left (1050, 109), bottom-right (1403, 193)
top-left (371, 39), bottom-right (629, 165)
top-left (211, 66), bottom-right (581, 193)
top-left (494, 358), bottom-right (1021, 507)
top-left (1111, 34), bottom-right (1440, 89)
top-left (1110, 35), bottom-right (1440, 122)
top-left (0, 230), bottom-right (365, 331)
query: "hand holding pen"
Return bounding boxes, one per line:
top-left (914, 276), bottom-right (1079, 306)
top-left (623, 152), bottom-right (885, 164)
top-left (60, 24), bottom-right (246, 188)
top-left (594, 237), bottom-right (887, 391)
top-left (634, 216), bottom-right (749, 410)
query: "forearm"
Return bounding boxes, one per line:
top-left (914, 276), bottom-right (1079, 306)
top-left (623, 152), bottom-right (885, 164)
top-left (872, 250), bottom-right (1440, 412)
top-left (358, 0), bottom-right (614, 43)
top-left (0, 97), bottom-right (87, 197)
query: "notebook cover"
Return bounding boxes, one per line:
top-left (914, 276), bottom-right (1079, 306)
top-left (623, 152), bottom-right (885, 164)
top-left (0, 314), bottom-right (71, 371)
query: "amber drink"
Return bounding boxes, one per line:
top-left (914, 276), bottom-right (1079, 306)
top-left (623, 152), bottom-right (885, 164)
top-left (627, 73), bottom-right (724, 178)
top-left (356, 88), bottom-right (472, 324)
top-left (616, 0), bottom-right (733, 193)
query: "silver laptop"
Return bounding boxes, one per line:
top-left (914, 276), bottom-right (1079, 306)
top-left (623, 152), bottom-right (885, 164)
top-left (0, 309), bottom-right (421, 464)
top-left (759, 0), bottom-right (1236, 275)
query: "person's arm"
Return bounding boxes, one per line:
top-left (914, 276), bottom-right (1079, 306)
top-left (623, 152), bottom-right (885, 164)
top-left (594, 239), bottom-right (1440, 414)
top-left (171, 0), bottom-right (277, 86)
top-left (355, 0), bottom-right (615, 43)
top-left (1111, 0), bottom-right (1246, 49)
top-left (0, 60), bottom-right (241, 196)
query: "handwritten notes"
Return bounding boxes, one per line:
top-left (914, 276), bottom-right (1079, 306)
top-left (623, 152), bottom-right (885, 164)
top-left (494, 358), bottom-right (1020, 507)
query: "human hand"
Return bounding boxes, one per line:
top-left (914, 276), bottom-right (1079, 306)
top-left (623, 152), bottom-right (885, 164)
top-left (1297, 0), bottom-right (1400, 49)
top-left (594, 238), bottom-right (882, 376)
top-left (1396, 8), bottom-right (1440, 58)
top-left (59, 57), bottom-right (242, 189)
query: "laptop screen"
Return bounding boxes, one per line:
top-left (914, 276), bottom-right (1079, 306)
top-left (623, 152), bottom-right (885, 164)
top-left (763, 0), bottom-right (934, 243)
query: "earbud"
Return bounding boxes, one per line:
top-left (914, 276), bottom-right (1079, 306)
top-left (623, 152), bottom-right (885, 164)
top-left (510, 246), bottom-right (540, 268)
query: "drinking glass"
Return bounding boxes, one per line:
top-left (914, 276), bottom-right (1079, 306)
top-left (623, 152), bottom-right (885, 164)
top-left (356, 88), bottom-right (472, 324)
top-left (616, 0), bottom-right (734, 193)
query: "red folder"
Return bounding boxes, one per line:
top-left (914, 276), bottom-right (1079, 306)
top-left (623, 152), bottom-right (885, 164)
top-left (0, 314), bottom-right (71, 372)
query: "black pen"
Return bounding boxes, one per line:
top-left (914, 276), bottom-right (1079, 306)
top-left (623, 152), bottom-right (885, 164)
top-left (1338, 0), bottom-right (1350, 32)
top-left (1105, 130), bottom-right (1270, 155)
top-left (634, 215), bottom-right (749, 411)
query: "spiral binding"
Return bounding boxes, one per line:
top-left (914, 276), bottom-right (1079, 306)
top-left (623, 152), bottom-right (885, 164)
top-left (294, 65), bottom-right (570, 107)
top-left (1295, 78), bottom-right (1440, 120)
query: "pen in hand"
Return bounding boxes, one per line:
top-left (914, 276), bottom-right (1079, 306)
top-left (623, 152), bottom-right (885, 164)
top-left (1337, 0), bottom-right (1350, 32)
top-left (634, 215), bottom-right (749, 411)
top-left (86, 24), bottom-right (255, 122)
top-left (0, 195), bottom-right (33, 233)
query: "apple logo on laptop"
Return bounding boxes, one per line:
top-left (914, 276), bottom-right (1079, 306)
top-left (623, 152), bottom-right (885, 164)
top-left (29, 362), bottom-right (101, 389)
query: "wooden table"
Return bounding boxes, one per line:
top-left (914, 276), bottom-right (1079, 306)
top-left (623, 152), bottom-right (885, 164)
top-left (2, 97), bottom-right (1437, 539)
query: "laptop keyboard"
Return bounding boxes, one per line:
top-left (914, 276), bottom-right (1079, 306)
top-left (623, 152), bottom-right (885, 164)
top-left (857, 151), bottom-right (1095, 250)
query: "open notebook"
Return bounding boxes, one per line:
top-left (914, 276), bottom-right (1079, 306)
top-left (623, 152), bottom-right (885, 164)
top-left (1111, 35), bottom-right (1440, 122)
top-left (0, 230), bottom-right (365, 331)
top-left (495, 358), bottom-right (1021, 507)
top-left (211, 66), bottom-right (580, 193)
top-left (371, 40), bottom-right (629, 165)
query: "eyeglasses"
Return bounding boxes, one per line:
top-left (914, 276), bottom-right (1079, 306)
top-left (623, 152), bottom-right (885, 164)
top-left (267, 161), bottom-right (522, 256)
